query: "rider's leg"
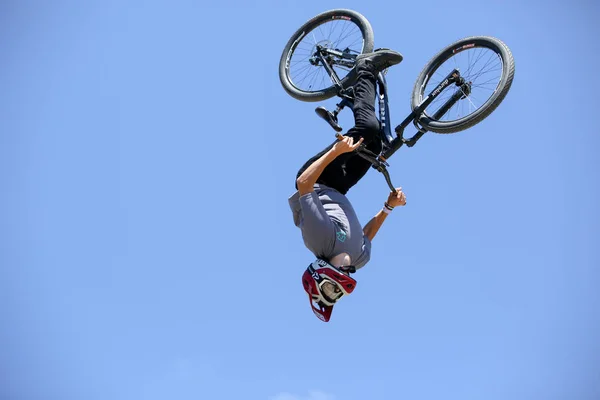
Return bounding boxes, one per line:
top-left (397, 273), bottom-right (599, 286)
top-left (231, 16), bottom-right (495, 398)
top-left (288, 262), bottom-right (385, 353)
top-left (317, 64), bottom-right (382, 194)
top-left (295, 63), bottom-right (381, 195)
top-left (295, 49), bottom-right (402, 195)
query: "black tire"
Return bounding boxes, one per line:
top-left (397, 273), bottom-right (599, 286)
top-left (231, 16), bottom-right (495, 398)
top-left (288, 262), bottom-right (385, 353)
top-left (279, 9), bottom-right (374, 102)
top-left (411, 36), bottom-right (515, 134)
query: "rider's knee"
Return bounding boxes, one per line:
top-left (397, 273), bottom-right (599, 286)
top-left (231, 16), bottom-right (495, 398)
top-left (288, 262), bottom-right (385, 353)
top-left (355, 118), bottom-right (380, 138)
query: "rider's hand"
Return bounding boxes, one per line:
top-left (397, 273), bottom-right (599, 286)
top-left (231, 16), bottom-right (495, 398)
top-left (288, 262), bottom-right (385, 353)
top-left (332, 135), bottom-right (364, 155)
top-left (387, 187), bottom-right (407, 207)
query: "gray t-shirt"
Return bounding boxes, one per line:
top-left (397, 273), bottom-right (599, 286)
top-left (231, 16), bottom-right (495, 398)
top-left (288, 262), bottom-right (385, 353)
top-left (288, 183), bottom-right (371, 269)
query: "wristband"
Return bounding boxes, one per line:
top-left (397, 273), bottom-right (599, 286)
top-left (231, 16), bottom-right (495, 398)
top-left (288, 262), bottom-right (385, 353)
top-left (382, 202), bottom-right (394, 214)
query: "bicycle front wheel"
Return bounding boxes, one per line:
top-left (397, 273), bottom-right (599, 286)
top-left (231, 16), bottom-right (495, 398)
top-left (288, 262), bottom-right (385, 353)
top-left (279, 9), bottom-right (374, 102)
top-left (411, 36), bottom-right (515, 134)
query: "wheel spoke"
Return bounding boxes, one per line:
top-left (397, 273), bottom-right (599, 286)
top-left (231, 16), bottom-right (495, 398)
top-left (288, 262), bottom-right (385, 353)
top-left (461, 89), bottom-right (478, 110)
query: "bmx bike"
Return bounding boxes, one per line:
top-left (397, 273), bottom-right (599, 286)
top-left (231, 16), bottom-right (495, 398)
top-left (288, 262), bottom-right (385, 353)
top-left (279, 9), bottom-right (515, 191)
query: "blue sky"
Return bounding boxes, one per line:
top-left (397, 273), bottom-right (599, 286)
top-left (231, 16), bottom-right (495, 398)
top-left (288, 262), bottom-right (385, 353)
top-left (1, 0), bottom-right (599, 399)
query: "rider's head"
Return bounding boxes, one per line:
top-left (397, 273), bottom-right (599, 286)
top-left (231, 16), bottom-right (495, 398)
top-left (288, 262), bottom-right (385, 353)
top-left (301, 258), bottom-right (357, 322)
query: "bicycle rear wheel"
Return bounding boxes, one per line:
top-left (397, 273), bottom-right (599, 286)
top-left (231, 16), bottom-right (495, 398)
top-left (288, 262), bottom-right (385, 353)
top-left (279, 9), bottom-right (374, 102)
top-left (411, 36), bottom-right (515, 134)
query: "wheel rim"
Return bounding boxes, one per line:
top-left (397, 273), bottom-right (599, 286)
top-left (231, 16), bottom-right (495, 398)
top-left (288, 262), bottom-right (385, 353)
top-left (419, 44), bottom-right (505, 123)
top-left (285, 17), bottom-right (366, 94)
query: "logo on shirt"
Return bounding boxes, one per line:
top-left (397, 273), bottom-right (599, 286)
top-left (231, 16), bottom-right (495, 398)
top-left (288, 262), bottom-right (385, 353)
top-left (336, 230), bottom-right (347, 243)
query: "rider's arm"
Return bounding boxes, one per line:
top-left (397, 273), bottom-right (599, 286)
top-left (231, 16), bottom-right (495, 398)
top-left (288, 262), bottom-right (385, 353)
top-left (362, 210), bottom-right (388, 242)
top-left (363, 188), bottom-right (406, 241)
top-left (296, 148), bottom-right (340, 196)
top-left (296, 136), bottom-right (363, 196)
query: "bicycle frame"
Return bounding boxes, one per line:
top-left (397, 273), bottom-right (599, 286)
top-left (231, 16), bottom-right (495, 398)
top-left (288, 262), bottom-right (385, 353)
top-left (315, 47), bottom-right (471, 192)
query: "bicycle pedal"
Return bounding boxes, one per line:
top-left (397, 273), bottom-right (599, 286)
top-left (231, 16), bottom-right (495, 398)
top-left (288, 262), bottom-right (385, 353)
top-left (315, 106), bottom-right (343, 132)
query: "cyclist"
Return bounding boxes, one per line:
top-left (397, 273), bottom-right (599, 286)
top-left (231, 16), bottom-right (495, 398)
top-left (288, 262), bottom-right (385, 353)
top-left (289, 49), bottom-right (407, 322)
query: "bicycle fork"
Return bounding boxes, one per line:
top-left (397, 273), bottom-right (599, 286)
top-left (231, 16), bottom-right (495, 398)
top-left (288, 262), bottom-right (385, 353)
top-left (383, 68), bottom-right (471, 159)
top-left (372, 69), bottom-right (471, 191)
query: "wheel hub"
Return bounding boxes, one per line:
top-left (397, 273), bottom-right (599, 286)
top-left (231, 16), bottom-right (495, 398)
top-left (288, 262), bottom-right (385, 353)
top-left (309, 41), bottom-right (334, 66)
